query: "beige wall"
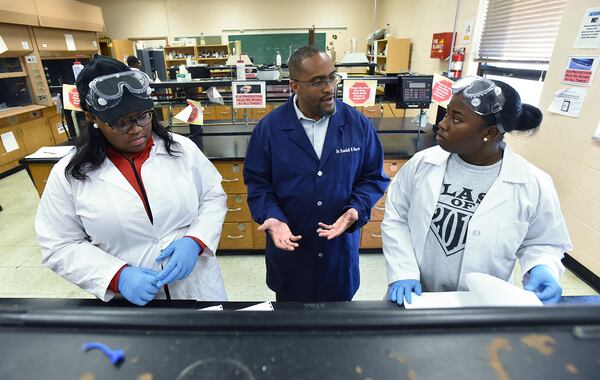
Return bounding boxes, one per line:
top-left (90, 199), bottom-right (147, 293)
top-left (375, 0), bottom-right (481, 117)
top-left (507, 0), bottom-right (600, 277)
top-left (80, 0), bottom-right (375, 57)
top-left (375, 0), bottom-right (481, 77)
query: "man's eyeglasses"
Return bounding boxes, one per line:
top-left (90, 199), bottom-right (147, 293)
top-left (291, 73), bottom-right (342, 89)
top-left (106, 110), bottom-right (153, 134)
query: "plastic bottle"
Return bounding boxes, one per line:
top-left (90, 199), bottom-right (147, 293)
top-left (275, 50), bottom-right (282, 67)
top-left (236, 59), bottom-right (246, 80)
top-left (200, 33), bottom-right (206, 46)
top-left (72, 61), bottom-right (84, 81)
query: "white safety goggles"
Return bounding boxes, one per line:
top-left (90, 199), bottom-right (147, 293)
top-left (452, 76), bottom-right (505, 133)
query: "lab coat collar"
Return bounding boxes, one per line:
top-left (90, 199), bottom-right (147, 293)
top-left (423, 142), bottom-right (528, 184)
top-left (152, 133), bottom-right (169, 156)
top-left (97, 133), bottom-right (162, 194)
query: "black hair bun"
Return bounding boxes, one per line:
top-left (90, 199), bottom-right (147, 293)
top-left (516, 104), bottom-right (543, 132)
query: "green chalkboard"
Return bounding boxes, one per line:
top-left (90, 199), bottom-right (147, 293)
top-left (229, 33), bottom-right (326, 66)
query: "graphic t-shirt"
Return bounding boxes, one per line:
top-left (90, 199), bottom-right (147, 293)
top-left (420, 153), bottom-right (502, 291)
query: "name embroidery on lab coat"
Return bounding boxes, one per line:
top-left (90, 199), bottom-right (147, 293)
top-left (430, 184), bottom-right (486, 256)
top-left (336, 146), bottom-right (361, 154)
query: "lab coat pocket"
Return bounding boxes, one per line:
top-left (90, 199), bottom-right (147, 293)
top-left (496, 220), bottom-right (529, 261)
top-left (174, 175), bottom-right (199, 216)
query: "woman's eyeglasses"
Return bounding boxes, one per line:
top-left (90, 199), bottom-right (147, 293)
top-left (106, 110), bottom-right (153, 134)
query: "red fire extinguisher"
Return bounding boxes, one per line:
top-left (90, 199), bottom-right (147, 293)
top-left (450, 48), bottom-right (465, 79)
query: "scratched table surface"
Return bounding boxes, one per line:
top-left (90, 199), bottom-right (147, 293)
top-left (0, 299), bottom-right (599, 379)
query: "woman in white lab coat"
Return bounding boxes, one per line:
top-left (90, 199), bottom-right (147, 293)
top-left (35, 55), bottom-right (228, 305)
top-left (382, 76), bottom-right (572, 306)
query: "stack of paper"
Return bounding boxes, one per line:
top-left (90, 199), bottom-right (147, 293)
top-left (404, 273), bottom-right (543, 309)
top-left (25, 146), bottom-right (75, 159)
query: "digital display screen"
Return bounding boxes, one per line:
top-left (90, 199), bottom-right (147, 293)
top-left (409, 82), bottom-right (426, 89)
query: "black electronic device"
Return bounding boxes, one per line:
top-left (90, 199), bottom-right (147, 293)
top-left (396, 74), bottom-right (433, 109)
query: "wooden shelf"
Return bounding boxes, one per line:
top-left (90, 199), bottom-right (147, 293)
top-left (197, 57), bottom-right (228, 61)
top-left (0, 72), bottom-right (27, 79)
top-left (0, 104), bottom-right (47, 120)
top-left (197, 44), bottom-right (228, 49)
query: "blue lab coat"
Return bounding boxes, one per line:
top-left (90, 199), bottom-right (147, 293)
top-left (244, 98), bottom-right (389, 301)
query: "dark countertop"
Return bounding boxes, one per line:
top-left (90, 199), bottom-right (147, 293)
top-left (151, 75), bottom-right (397, 89)
top-left (1, 299), bottom-right (599, 379)
top-left (21, 118), bottom-right (435, 163)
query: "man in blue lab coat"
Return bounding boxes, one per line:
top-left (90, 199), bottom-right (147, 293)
top-left (244, 46), bottom-right (389, 302)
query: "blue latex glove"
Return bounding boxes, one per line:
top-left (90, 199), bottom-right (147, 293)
top-left (387, 279), bottom-right (422, 306)
top-left (117, 266), bottom-right (160, 306)
top-left (155, 237), bottom-right (201, 287)
top-left (523, 265), bottom-right (562, 304)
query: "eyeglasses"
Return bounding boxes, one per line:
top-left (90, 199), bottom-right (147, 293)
top-left (291, 73), bottom-right (342, 89)
top-left (106, 110), bottom-right (153, 134)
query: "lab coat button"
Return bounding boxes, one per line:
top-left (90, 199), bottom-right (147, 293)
top-left (317, 171), bottom-right (323, 177)
top-left (152, 239), bottom-right (159, 244)
top-left (317, 252), bottom-right (324, 258)
top-left (473, 230), bottom-right (480, 236)
top-left (317, 201), bottom-right (323, 206)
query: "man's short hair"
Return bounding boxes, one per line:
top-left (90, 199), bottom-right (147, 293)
top-left (126, 55), bottom-right (140, 67)
top-left (288, 46), bottom-right (323, 80)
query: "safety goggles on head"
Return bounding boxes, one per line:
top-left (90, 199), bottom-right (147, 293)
top-left (452, 76), bottom-right (506, 133)
top-left (85, 70), bottom-right (152, 112)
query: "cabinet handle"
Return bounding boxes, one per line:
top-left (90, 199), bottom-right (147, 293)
top-left (222, 178), bottom-right (239, 183)
top-left (374, 206), bottom-right (385, 211)
top-left (227, 207), bottom-right (242, 212)
top-left (371, 234), bottom-right (382, 238)
top-left (226, 234), bottom-right (244, 239)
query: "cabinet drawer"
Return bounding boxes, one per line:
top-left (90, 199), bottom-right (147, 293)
top-left (214, 161), bottom-right (245, 193)
top-left (225, 193), bottom-right (251, 222)
top-left (29, 163), bottom-right (54, 197)
top-left (250, 105), bottom-right (272, 120)
top-left (383, 159), bottom-right (406, 178)
top-left (219, 222), bottom-right (254, 250)
top-left (252, 222), bottom-right (266, 250)
top-left (362, 105), bottom-right (382, 118)
top-left (382, 103), bottom-right (396, 117)
top-left (361, 221), bottom-right (382, 249)
top-left (203, 105), bottom-right (216, 120)
top-left (370, 193), bottom-right (387, 221)
top-left (215, 105), bottom-right (233, 120)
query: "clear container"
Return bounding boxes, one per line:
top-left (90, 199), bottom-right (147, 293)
top-left (236, 60), bottom-right (246, 80)
top-left (72, 61), bottom-right (84, 81)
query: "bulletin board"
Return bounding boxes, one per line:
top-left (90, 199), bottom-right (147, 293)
top-left (228, 33), bottom-right (326, 65)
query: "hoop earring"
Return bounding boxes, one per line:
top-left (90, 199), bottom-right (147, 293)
top-left (483, 137), bottom-right (488, 142)
top-left (92, 123), bottom-right (99, 129)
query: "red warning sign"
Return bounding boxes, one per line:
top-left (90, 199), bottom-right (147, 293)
top-left (69, 87), bottom-right (80, 107)
top-left (348, 82), bottom-right (371, 104)
top-left (431, 75), bottom-right (454, 107)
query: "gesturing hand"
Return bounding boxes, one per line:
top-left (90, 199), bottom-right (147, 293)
top-left (317, 208), bottom-right (359, 240)
top-left (258, 218), bottom-right (302, 251)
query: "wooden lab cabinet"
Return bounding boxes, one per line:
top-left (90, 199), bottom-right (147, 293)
top-left (359, 159), bottom-right (406, 249)
top-left (32, 27), bottom-right (98, 52)
top-left (0, 24), bottom-right (33, 55)
top-left (214, 160), bottom-right (259, 251)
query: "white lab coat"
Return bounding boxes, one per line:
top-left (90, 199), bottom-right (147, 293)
top-left (382, 144), bottom-right (572, 290)
top-left (35, 133), bottom-right (228, 301)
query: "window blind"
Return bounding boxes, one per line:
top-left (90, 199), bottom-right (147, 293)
top-left (477, 0), bottom-right (566, 63)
